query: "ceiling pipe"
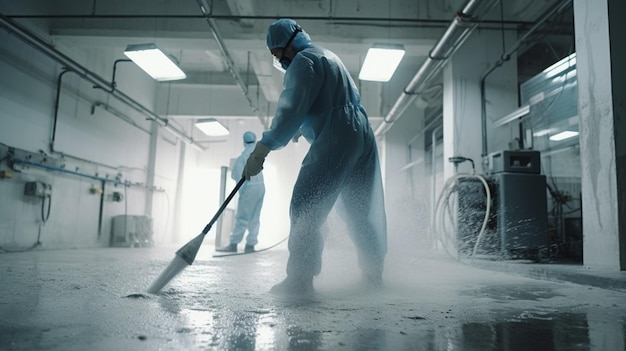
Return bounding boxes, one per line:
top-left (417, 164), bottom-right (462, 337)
top-left (195, 0), bottom-right (269, 129)
top-left (375, 0), bottom-right (499, 137)
top-left (6, 14), bottom-right (532, 28)
top-left (0, 14), bottom-right (206, 152)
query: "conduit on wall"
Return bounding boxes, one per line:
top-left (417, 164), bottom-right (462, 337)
top-left (480, 0), bottom-right (572, 157)
top-left (0, 14), bottom-right (207, 152)
top-left (375, 0), bottom-right (499, 137)
top-left (195, 0), bottom-right (270, 129)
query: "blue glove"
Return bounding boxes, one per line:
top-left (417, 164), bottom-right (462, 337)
top-left (243, 142), bottom-right (270, 180)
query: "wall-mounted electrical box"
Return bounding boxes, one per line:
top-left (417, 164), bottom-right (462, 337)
top-left (112, 191), bottom-right (124, 202)
top-left (24, 181), bottom-right (52, 197)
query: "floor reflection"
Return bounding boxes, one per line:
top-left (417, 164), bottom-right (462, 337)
top-left (2, 248), bottom-right (624, 350)
top-left (172, 305), bottom-right (625, 350)
top-left (456, 313), bottom-right (590, 351)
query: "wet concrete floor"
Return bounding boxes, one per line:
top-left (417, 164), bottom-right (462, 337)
top-left (1, 243), bottom-right (625, 350)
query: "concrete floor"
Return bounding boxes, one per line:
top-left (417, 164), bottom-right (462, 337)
top-left (1, 241), bottom-right (625, 351)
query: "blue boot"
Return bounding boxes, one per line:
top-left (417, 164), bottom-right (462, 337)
top-left (216, 243), bottom-right (237, 252)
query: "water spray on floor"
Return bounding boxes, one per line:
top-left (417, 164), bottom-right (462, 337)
top-left (146, 178), bottom-right (245, 294)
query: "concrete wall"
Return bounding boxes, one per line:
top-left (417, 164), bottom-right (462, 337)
top-left (574, 0), bottom-right (626, 269)
top-left (383, 102), bottom-right (433, 257)
top-left (443, 30), bottom-right (519, 179)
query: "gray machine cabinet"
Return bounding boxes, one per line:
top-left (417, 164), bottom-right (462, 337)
top-left (491, 172), bottom-right (548, 253)
top-left (111, 215), bottom-right (153, 247)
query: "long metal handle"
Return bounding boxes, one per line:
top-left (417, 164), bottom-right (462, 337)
top-left (201, 177), bottom-right (245, 235)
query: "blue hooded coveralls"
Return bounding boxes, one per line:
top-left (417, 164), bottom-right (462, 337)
top-left (262, 19), bottom-right (387, 282)
top-left (230, 132), bottom-right (265, 247)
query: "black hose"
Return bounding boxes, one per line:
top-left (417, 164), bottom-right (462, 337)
top-left (41, 194), bottom-right (52, 223)
top-left (0, 190), bottom-right (50, 253)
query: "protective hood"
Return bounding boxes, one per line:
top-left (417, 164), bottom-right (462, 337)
top-left (243, 131), bottom-right (256, 144)
top-left (266, 18), bottom-right (311, 51)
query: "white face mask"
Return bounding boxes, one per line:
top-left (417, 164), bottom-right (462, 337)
top-left (272, 56), bottom-right (286, 73)
top-left (273, 25), bottom-right (301, 71)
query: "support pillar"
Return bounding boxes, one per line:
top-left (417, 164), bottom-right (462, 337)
top-left (443, 30), bottom-right (518, 179)
top-left (574, 0), bottom-right (626, 269)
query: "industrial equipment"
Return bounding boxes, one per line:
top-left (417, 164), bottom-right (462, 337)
top-left (111, 215), bottom-right (153, 248)
top-left (487, 150), bottom-right (541, 175)
top-left (453, 151), bottom-right (548, 260)
top-left (490, 171), bottom-right (549, 259)
top-left (456, 177), bottom-right (494, 256)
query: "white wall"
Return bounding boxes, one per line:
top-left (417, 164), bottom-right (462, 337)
top-left (0, 18), bottom-right (312, 253)
top-left (173, 116), bottom-right (309, 249)
top-left (0, 20), bottom-right (174, 250)
top-left (383, 103), bottom-right (433, 257)
top-left (443, 30), bottom-right (519, 179)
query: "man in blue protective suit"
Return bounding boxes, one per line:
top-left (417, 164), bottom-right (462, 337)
top-left (243, 18), bottom-right (387, 295)
top-left (217, 131), bottom-right (265, 253)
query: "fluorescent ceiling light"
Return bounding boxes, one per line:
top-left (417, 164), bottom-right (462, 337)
top-left (533, 128), bottom-right (554, 137)
top-left (195, 118), bottom-right (229, 137)
top-left (549, 131), bottom-right (579, 141)
top-left (358, 43), bottom-right (405, 82)
top-left (545, 53), bottom-right (576, 78)
top-left (123, 43), bottom-right (186, 81)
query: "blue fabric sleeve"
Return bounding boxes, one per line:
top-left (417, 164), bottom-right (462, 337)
top-left (231, 153), bottom-right (246, 181)
top-left (231, 143), bottom-right (254, 180)
top-left (260, 53), bottom-right (323, 150)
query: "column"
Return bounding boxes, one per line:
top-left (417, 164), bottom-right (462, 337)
top-left (574, 0), bottom-right (626, 269)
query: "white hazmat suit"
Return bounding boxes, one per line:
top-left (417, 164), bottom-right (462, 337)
top-left (222, 132), bottom-right (265, 252)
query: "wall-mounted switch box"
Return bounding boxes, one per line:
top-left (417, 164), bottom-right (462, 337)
top-left (24, 181), bottom-right (51, 197)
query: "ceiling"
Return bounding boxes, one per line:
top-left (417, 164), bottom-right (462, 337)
top-left (1, 0), bottom-right (574, 131)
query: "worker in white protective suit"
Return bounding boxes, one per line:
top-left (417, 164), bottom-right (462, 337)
top-left (243, 19), bottom-right (387, 295)
top-left (217, 131), bottom-right (265, 253)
